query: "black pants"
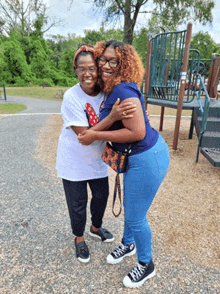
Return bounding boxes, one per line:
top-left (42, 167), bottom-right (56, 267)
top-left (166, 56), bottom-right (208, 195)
top-left (62, 177), bottom-right (109, 237)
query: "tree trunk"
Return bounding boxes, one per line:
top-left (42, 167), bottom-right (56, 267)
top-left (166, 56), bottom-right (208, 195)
top-left (123, 0), bottom-right (143, 44)
top-left (123, 0), bottom-right (133, 44)
top-left (123, 18), bottom-right (134, 44)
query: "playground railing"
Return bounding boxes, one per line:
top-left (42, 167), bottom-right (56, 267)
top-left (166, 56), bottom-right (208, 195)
top-left (195, 74), bottom-right (210, 162)
top-left (185, 50), bottom-right (211, 102)
top-left (183, 49), bottom-right (201, 103)
top-left (145, 28), bottom-right (211, 104)
top-left (188, 58), bottom-right (211, 83)
top-left (147, 29), bottom-right (187, 102)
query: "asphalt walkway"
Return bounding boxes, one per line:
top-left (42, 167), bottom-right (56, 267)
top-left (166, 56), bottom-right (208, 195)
top-left (0, 96), bottom-right (72, 292)
top-left (0, 96), bottom-right (219, 294)
top-left (0, 96), bottom-right (123, 293)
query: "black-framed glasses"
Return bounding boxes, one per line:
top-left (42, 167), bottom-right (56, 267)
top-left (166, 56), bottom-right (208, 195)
top-left (98, 57), bottom-right (119, 68)
top-left (75, 67), bottom-right (97, 75)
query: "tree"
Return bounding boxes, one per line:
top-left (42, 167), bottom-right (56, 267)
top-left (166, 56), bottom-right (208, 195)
top-left (190, 32), bottom-right (220, 59)
top-left (46, 34), bottom-right (83, 69)
top-left (132, 28), bottom-right (148, 63)
top-left (0, 44), bottom-right (8, 82)
top-left (83, 30), bottom-right (104, 45)
top-left (0, 33), bottom-right (32, 85)
top-left (58, 46), bottom-right (77, 77)
top-left (146, 14), bottom-right (177, 35)
top-left (0, 0), bottom-right (62, 36)
top-left (89, 0), bottom-right (214, 44)
top-left (82, 28), bottom-right (123, 44)
top-left (132, 14), bottom-right (177, 63)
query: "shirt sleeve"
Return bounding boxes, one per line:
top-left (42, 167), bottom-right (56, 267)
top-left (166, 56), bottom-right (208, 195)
top-left (99, 83), bottom-right (141, 122)
top-left (109, 83), bottom-right (140, 104)
top-left (61, 91), bottom-right (89, 129)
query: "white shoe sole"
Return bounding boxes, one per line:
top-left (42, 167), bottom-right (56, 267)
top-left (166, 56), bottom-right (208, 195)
top-left (89, 231), bottom-right (114, 243)
top-left (77, 256), bottom-right (90, 263)
top-left (123, 269), bottom-right (156, 288)
top-left (106, 247), bottom-right (136, 264)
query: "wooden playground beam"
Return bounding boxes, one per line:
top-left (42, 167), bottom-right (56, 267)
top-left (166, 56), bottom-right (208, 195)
top-left (206, 54), bottom-right (215, 93)
top-left (144, 35), bottom-right (151, 110)
top-left (207, 55), bottom-right (220, 98)
top-left (173, 23), bottom-right (193, 150)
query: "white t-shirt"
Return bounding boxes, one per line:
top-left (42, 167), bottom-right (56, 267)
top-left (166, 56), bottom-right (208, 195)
top-left (56, 83), bottom-right (108, 181)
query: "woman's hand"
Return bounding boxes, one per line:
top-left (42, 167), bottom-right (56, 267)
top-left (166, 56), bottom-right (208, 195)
top-left (78, 130), bottom-right (97, 145)
top-left (109, 98), bottom-right (136, 122)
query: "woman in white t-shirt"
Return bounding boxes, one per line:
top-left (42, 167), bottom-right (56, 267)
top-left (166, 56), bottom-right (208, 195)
top-left (56, 45), bottom-right (136, 263)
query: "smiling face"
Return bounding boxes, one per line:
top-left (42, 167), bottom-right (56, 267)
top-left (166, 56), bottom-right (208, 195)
top-left (98, 46), bottom-right (119, 84)
top-left (75, 54), bottom-right (98, 96)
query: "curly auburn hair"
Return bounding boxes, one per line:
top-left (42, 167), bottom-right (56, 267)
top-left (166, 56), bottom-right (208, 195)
top-left (94, 40), bottom-right (144, 93)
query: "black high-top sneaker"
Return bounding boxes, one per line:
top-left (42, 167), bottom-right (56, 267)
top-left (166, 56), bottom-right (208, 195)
top-left (123, 260), bottom-right (155, 288)
top-left (106, 240), bottom-right (136, 264)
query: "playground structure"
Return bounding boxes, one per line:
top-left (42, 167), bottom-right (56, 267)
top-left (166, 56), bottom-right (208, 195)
top-left (144, 23), bottom-right (220, 167)
top-left (207, 54), bottom-right (220, 98)
top-left (0, 84), bottom-right (7, 101)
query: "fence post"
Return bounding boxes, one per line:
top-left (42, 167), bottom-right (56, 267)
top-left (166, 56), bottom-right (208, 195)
top-left (173, 23), bottom-right (192, 150)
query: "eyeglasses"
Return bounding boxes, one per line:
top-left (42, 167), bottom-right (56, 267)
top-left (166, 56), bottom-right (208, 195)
top-left (75, 67), bottom-right (97, 75)
top-left (98, 57), bottom-right (119, 68)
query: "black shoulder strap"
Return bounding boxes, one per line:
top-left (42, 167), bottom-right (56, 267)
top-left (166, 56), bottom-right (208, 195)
top-left (112, 173), bottom-right (122, 217)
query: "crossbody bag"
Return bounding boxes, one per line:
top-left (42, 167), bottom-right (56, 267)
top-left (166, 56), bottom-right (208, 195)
top-left (101, 142), bottom-right (132, 217)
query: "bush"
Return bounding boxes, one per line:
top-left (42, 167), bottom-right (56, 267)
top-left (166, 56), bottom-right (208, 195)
top-left (57, 77), bottom-right (78, 87)
top-left (13, 77), bottom-right (29, 87)
top-left (39, 78), bottom-right (54, 87)
top-left (30, 77), bottom-right (54, 87)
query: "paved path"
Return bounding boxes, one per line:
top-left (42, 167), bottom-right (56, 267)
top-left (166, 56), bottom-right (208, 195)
top-left (0, 96), bottom-right (219, 294)
top-left (0, 96), bottom-right (123, 294)
top-left (0, 96), bottom-right (73, 293)
top-left (0, 95), bottom-right (62, 113)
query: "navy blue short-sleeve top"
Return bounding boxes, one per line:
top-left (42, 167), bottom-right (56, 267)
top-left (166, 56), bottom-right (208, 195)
top-left (99, 82), bottom-right (159, 155)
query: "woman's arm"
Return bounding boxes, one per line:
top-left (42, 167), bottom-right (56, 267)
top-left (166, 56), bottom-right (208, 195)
top-left (91, 98), bottom-right (136, 132)
top-left (78, 98), bottom-right (145, 145)
top-left (72, 98), bottom-right (136, 135)
top-left (71, 126), bottom-right (88, 135)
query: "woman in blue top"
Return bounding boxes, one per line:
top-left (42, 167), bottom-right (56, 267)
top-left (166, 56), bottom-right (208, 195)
top-left (78, 40), bottom-right (170, 288)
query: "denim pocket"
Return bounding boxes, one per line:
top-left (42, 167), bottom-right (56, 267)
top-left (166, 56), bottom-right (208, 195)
top-left (154, 148), bottom-right (169, 174)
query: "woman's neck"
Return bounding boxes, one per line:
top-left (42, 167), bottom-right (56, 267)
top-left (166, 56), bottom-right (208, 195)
top-left (80, 85), bottom-right (100, 96)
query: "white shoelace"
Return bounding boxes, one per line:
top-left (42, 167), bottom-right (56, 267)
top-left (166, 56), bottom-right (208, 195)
top-left (112, 243), bottom-right (127, 257)
top-left (130, 263), bottom-right (145, 281)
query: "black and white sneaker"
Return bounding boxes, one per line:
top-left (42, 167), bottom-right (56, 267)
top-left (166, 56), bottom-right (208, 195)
top-left (123, 260), bottom-right (155, 288)
top-left (75, 238), bottom-right (90, 263)
top-left (89, 226), bottom-right (114, 243)
top-left (106, 241), bottom-right (136, 264)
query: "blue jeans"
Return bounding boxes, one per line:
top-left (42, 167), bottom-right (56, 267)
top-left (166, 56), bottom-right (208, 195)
top-left (123, 135), bottom-right (170, 263)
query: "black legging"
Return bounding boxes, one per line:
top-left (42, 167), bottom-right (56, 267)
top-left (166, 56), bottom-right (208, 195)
top-left (62, 177), bottom-right (109, 236)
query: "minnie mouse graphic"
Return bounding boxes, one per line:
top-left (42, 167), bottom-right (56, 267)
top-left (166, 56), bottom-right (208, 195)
top-left (84, 103), bottom-right (100, 127)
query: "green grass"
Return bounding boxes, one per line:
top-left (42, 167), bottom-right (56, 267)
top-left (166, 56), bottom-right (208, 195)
top-left (0, 103), bottom-right (27, 114)
top-left (4, 87), bottom-right (192, 116)
top-left (5, 87), bottom-right (68, 100)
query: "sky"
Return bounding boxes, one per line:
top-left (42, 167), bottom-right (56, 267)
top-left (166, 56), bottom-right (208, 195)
top-left (43, 0), bottom-right (220, 43)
